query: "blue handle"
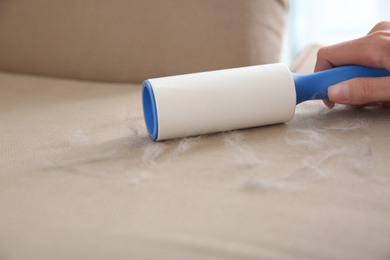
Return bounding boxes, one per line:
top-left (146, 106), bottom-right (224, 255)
top-left (292, 65), bottom-right (390, 104)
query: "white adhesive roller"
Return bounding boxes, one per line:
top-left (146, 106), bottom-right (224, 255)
top-left (142, 63), bottom-right (390, 141)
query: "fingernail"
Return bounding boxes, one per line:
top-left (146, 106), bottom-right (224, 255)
top-left (328, 83), bottom-right (350, 102)
top-left (326, 102), bottom-right (335, 109)
top-left (323, 100), bottom-right (335, 109)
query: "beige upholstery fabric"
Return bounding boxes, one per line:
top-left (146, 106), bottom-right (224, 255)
top-left (0, 0), bottom-right (287, 83)
top-left (1, 45), bottom-right (390, 260)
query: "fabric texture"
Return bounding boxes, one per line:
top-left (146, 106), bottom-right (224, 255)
top-left (1, 45), bottom-right (390, 260)
top-left (0, 0), bottom-right (287, 83)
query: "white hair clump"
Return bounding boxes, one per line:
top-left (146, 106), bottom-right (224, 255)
top-left (124, 171), bottom-right (153, 184)
top-left (43, 104), bottom-right (381, 189)
top-left (223, 131), bottom-right (265, 168)
top-left (68, 129), bottom-right (90, 146)
top-left (285, 108), bottom-right (377, 179)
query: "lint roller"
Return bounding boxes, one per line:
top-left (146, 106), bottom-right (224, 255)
top-left (142, 63), bottom-right (390, 141)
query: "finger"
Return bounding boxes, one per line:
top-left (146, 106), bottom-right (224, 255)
top-left (315, 35), bottom-right (384, 73)
top-left (322, 99), bottom-right (335, 109)
top-left (368, 21), bottom-right (390, 35)
top-left (356, 102), bottom-right (385, 108)
top-left (314, 46), bottom-right (336, 72)
top-left (315, 30), bottom-right (390, 74)
top-left (327, 76), bottom-right (390, 105)
top-left (314, 39), bottom-right (371, 72)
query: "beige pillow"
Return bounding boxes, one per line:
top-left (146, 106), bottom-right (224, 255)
top-left (0, 0), bottom-right (288, 83)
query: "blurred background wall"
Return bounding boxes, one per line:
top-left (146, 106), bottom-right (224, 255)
top-left (282, 0), bottom-right (390, 65)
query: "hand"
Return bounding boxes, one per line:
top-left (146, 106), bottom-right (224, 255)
top-left (314, 21), bottom-right (390, 108)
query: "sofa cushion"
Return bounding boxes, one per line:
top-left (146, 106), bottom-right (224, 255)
top-left (0, 0), bottom-right (288, 83)
top-left (1, 47), bottom-right (390, 258)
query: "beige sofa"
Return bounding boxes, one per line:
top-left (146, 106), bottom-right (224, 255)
top-left (1, 1), bottom-right (390, 259)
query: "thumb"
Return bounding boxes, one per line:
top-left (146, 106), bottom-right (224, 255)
top-left (328, 76), bottom-right (390, 105)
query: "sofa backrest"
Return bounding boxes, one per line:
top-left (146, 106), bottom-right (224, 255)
top-left (0, 0), bottom-right (288, 83)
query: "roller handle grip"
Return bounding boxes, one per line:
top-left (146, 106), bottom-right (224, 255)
top-left (292, 65), bottom-right (390, 104)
